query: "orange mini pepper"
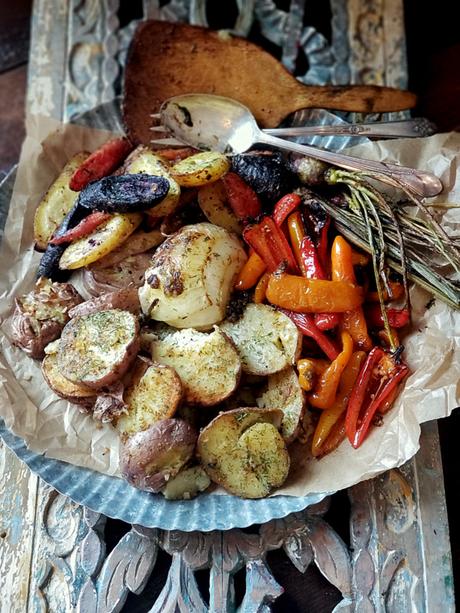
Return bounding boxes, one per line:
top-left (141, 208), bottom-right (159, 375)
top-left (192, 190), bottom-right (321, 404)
top-left (235, 251), bottom-right (266, 290)
top-left (254, 272), bottom-right (270, 303)
top-left (297, 358), bottom-right (330, 392)
top-left (314, 416), bottom-right (347, 458)
top-left (311, 350), bottom-right (366, 455)
top-left (366, 280), bottom-right (404, 303)
top-left (266, 273), bottom-right (363, 313)
top-left (331, 236), bottom-right (372, 351)
top-left (309, 331), bottom-right (354, 409)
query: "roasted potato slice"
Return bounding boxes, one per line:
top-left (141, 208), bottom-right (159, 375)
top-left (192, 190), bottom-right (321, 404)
top-left (89, 229), bottom-right (163, 269)
top-left (151, 326), bottom-right (241, 406)
top-left (162, 465), bottom-right (211, 500)
top-left (256, 366), bottom-right (306, 443)
top-left (197, 181), bottom-right (242, 234)
top-left (124, 146), bottom-right (181, 217)
top-left (120, 418), bottom-right (197, 492)
top-left (83, 253), bottom-right (152, 296)
top-left (170, 152), bottom-right (230, 187)
top-left (116, 358), bottom-right (182, 436)
top-left (68, 287), bottom-right (140, 318)
top-left (33, 152), bottom-right (89, 250)
top-left (59, 213), bottom-right (142, 270)
top-left (139, 223), bottom-right (247, 330)
top-left (57, 309), bottom-right (139, 389)
top-left (220, 304), bottom-right (302, 375)
top-left (42, 352), bottom-right (96, 407)
top-left (197, 407), bottom-right (289, 498)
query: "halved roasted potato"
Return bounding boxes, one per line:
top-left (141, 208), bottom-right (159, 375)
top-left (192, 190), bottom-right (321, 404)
top-left (151, 326), bottom-right (241, 405)
top-left (220, 304), bottom-right (302, 375)
top-left (59, 213), bottom-right (142, 270)
top-left (256, 366), bottom-right (306, 443)
top-left (124, 146), bottom-right (181, 217)
top-left (170, 152), bottom-right (230, 187)
top-left (57, 309), bottom-right (139, 388)
top-left (116, 358), bottom-right (182, 436)
top-left (139, 223), bottom-right (247, 330)
top-left (89, 229), bottom-right (163, 269)
top-left (42, 352), bottom-right (96, 407)
top-left (33, 152), bottom-right (89, 250)
top-left (161, 465), bottom-right (211, 500)
top-left (83, 253), bottom-right (152, 296)
top-left (197, 181), bottom-right (242, 234)
top-left (197, 407), bottom-right (290, 498)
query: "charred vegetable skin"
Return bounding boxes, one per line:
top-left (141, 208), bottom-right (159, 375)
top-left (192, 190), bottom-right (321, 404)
top-left (77, 174), bottom-right (170, 213)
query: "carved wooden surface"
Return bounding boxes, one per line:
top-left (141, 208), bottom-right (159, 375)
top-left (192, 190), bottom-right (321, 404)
top-left (0, 1), bottom-right (455, 611)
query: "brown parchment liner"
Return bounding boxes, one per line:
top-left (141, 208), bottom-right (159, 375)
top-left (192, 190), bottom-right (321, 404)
top-left (1, 114), bottom-right (460, 497)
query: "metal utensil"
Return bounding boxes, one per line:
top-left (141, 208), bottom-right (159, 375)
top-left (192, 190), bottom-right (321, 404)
top-left (158, 94), bottom-right (442, 198)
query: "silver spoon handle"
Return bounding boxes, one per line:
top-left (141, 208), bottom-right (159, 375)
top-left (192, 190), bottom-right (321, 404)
top-left (265, 118), bottom-right (436, 139)
top-left (257, 132), bottom-right (442, 198)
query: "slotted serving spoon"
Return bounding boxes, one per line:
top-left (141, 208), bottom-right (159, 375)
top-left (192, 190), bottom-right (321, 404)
top-left (159, 94), bottom-right (443, 198)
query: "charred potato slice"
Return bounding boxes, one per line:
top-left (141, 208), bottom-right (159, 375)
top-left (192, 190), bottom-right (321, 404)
top-left (33, 152), bottom-right (89, 250)
top-left (139, 223), bottom-right (247, 330)
top-left (120, 418), bottom-right (197, 492)
top-left (151, 327), bottom-right (241, 406)
top-left (162, 465), bottom-right (211, 500)
top-left (124, 146), bottom-right (181, 216)
top-left (170, 152), bottom-right (230, 187)
top-left (197, 181), bottom-right (242, 234)
top-left (197, 407), bottom-right (289, 498)
top-left (116, 359), bottom-right (182, 436)
top-left (42, 352), bottom-right (96, 407)
top-left (59, 213), bottom-right (142, 270)
top-left (256, 366), bottom-right (306, 443)
top-left (57, 309), bottom-right (139, 389)
top-left (221, 304), bottom-right (302, 375)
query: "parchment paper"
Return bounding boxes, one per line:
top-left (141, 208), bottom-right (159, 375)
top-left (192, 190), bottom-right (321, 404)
top-left (1, 114), bottom-right (459, 497)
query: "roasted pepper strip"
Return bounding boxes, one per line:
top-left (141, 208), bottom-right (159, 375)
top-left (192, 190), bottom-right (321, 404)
top-left (331, 235), bottom-right (372, 350)
top-left (302, 206), bottom-right (331, 271)
top-left (367, 281), bottom-right (404, 302)
top-left (267, 273), bottom-right (363, 313)
top-left (222, 172), bottom-right (262, 219)
top-left (282, 310), bottom-right (339, 360)
top-left (273, 193), bottom-right (301, 226)
top-left (235, 251), bottom-right (266, 290)
top-left (244, 217), bottom-right (299, 273)
top-left (287, 212), bottom-right (310, 276)
top-left (69, 137), bottom-right (133, 191)
top-left (309, 331), bottom-right (353, 409)
top-left (365, 305), bottom-right (410, 329)
top-left (254, 272), bottom-right (270, 303)
top-left (297, 358), bottom-right (330, 392)
top-left (49, 212), bottom-right (111, 245)
top-left (312, 350), bottom-right (366, 456)
top-left (315, 416), bottom-right (347, 458)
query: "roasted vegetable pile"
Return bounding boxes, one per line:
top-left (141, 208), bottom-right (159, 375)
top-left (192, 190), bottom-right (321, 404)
top-left (10, 135), bottom-right (435, 500)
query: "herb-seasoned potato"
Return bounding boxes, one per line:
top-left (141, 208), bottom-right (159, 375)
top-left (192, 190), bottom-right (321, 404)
top-left (170, 151), bottom-right (230, 187)
top-left (162, 465), bottom-right (211, 500)
top-left (256, 366), bottom-right (306, 443)
top-left (33, 152), bottom-right (89, 250)
top-left (68, 287), bottom-right (140, 318)
top-left (220, 304), bottom-right (302, 375)
top-left (83, 253), bottom-right (152, 296)
top-left (120, 418), bottom-right (197, 492)
top-left (57, 309), bottom-right (139, 389)
top-left (197, 181), bottom-right (242, 234)
top-left (139, 223), bottom-right (247, 330)
top-left (197, 407), bottom-right (290, 498)
top-left (42, 352), bottom-right (96, 407)
top-left (151, 327), bottom-right (241, 405)
top-left (116, 359), bottom-right (182, 436)
top-left (59, 213), bottom-right (142, 270)
top-left (124, 146), bottom-right (181, 217)
top-left (89, 229), bottom-right (163, 269)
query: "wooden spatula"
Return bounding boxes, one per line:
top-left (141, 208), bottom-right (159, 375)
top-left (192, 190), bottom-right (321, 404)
top-left (123, 20), bottom-right (416, 145)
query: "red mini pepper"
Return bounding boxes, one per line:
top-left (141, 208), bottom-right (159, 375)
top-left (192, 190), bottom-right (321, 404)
top-left (365, 305), bottom-right (410, 329)
top-left (281, 310), bottom-right (339, 361)
top-left (222, 172), bottom-right (262, 220)
top-left (69, 137), bottom-right (133, 191)
top-left (243, 217), bottom-right (299, 273)
top-left (49, 211), bottom-right (111, 245)
top-left (273, 193), bottom-right (301, 226)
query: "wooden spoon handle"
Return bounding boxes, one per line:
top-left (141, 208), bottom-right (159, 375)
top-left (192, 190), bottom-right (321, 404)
top-left (292, 84), bottom-right (417, 113)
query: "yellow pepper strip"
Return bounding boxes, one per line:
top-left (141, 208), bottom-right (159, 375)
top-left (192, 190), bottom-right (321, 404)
top-left (254, 272), bottom-right (270, 303)
top-left (297, 358), bottom-right (330, 392)
top-left (331, 236), bottom-right (372, 351)
top-left (312, 350), bottom-right (366, 456)
top-left (234, 251), bottom-right (266, 290)
top-left (309, 331), bottom-right (354, 409)
top-left (314, 416), bottom-right (347, 458)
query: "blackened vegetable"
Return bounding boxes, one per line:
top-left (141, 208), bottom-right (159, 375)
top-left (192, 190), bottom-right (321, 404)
top-left (78, 174), bottom-right (170, 213)
top-left (230, 152), bottom-right (295, 207)
top-left (37, 202), bottom-right (87, 280)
